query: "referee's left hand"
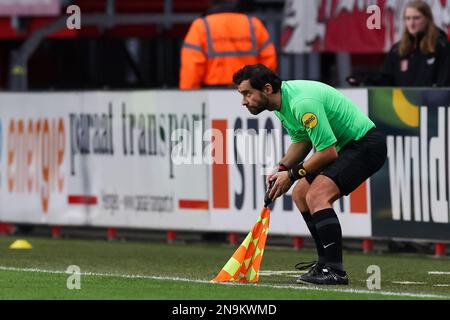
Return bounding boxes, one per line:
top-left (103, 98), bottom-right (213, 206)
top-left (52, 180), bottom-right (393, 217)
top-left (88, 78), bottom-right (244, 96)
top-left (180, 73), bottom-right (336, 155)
top-left (268, 171), bottom-right (293, 201)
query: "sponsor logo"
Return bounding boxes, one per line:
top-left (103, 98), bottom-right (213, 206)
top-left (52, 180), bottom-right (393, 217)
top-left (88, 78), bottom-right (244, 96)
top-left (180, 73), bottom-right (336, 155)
top-left (302, 113), bottom-right (318, 129)
top-left (427, 57), bottom-right (436, 65)
top-left (400, 59), bottom-right (408, 72)
top-left (387, 107), bottom-right (450, 223)
top-left (7, 117), bottom-right (65, 213)
top-left (323, 242), bottom-right (335, 249)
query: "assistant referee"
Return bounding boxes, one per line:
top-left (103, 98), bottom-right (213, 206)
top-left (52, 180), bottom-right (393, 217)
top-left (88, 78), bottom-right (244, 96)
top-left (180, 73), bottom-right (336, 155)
top-left (233, 64), bottom-right (387, 285)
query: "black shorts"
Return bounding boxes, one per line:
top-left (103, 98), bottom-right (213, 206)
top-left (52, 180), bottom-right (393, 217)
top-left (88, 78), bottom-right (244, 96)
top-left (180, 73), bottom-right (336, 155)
top-left (305, 128), bottom-right (387, 196)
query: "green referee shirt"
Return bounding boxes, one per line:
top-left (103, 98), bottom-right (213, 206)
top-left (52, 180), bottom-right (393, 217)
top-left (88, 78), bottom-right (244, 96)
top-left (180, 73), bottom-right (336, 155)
top-left (274, 80), bottom-right (375, 152)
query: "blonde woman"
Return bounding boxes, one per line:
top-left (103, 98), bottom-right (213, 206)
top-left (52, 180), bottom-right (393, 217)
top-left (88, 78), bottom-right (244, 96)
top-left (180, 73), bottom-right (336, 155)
top-left (381, 0), bottom-right (450, 87)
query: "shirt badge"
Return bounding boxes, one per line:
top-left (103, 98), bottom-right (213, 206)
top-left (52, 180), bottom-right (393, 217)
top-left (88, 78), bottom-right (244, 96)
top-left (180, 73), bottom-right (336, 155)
top-left (302, 113), bottom-right (318, 129)
top-left (400, 59), bottom-right (408, 72)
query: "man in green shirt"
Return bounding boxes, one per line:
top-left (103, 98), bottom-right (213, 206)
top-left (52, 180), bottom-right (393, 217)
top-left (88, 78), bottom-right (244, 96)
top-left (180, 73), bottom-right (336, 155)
top-left (233, 64), bottom-right (387, 285)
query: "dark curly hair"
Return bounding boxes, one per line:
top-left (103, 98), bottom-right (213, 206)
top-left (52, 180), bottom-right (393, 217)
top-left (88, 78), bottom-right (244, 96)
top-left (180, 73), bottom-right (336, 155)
top-left (232, 64), bottom-right (282, 93)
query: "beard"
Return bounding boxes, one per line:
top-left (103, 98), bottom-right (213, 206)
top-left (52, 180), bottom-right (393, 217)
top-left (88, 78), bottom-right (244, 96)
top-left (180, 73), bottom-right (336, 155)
top-left (247, 107), bottom-right (263, 115)
top-left (246, 93), bottom-right (270, 115)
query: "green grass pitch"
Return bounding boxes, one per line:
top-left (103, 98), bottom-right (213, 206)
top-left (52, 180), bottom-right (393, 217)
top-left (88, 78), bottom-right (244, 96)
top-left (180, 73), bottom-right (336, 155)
top-left (0, 236), bottom-right (449, 300)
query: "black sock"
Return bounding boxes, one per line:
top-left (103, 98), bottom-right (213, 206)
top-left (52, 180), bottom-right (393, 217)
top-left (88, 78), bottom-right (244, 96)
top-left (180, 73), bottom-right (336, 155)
top-left (301, 211), bottom-right (326, 265)
top-left (312, 208), bottom-right (344, 272)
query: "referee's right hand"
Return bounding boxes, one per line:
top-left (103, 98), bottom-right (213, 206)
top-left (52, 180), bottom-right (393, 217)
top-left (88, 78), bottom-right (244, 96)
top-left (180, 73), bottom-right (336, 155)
top-left (266, 164), bottom-right (281, 192)
top-left (266, 173), bottom-right (276, 192)
top-left (266, 164), bottom-right (288, 192)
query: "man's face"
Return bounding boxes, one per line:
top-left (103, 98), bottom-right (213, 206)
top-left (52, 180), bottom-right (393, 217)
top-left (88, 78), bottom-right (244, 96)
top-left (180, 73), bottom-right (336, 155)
top-left (237, 80), bottom-right (270, 115)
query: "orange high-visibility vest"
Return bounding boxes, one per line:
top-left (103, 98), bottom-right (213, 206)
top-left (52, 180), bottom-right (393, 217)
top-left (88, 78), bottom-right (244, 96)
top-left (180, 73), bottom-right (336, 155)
top-left (179, 13), bottom-right (277, 89)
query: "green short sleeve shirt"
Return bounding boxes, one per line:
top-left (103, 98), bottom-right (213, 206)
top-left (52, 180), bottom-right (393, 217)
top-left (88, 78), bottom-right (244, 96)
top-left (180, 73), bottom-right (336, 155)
top-left (274, 81), bottom-right (375, 152)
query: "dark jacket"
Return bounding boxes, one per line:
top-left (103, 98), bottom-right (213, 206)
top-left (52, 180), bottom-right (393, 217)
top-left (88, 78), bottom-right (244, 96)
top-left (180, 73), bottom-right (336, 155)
top-left (380, 30), bottom-right (450, 87)
top-left (205, 0), bottom-right (255, 15)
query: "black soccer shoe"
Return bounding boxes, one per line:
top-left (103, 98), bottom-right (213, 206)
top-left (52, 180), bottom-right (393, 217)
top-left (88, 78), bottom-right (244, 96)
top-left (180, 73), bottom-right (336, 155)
top-left (296, 266), bottom-right (349, 285)
top-left (295, 261), bottom-right (323, 277)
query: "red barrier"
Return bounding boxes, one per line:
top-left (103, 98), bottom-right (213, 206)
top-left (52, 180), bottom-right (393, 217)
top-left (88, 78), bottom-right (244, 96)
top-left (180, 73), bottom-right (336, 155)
top-left (107, 228), bottom-right (117, 241)
top-left (0, 223), bottom-right (13, 235)
top-left (228, 232), bottom-right (238, 246)
top-left (363, 239), bottom-right (374, 253)
top-left (167, 230), bottom-right (176, 243)
top-left (293, 237), bottom-right (303, 250)
top-left (51, 226), bottom-right (61, 238)
top-left (435, 243), bottom-right (446, 257)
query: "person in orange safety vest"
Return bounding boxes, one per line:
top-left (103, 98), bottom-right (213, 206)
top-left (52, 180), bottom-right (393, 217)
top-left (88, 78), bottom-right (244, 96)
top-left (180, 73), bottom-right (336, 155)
top-left (179, 0), bottom-right (277, 90)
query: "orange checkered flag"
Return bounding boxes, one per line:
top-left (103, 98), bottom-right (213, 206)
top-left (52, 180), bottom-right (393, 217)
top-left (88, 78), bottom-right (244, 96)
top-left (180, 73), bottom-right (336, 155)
top-left (212, 186), bottom-right (273, 283)
top-left (211, 207), bottom-right (270, 283)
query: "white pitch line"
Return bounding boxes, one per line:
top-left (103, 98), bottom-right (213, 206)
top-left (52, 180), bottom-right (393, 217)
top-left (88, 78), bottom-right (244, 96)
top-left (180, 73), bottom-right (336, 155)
top-left (0, 266), bottom-right (449, 300)
top-left (259, 270), bottom-right (304, 276)
top-left (392, 281), bottom-right (426, 285)
top-left (428, 271), bottom-right (450, 275)
top-left (434, 284), bottom-right (450, 287)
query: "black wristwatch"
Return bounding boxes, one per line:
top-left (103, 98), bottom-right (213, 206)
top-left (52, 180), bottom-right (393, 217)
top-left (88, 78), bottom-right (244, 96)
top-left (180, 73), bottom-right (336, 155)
top-left (288, 162), bottom-right (307, 182)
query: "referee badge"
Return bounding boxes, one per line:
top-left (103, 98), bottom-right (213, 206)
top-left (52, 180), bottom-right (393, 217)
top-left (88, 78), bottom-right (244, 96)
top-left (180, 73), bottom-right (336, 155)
top-left (302, 113), bottom-right (318, 129)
